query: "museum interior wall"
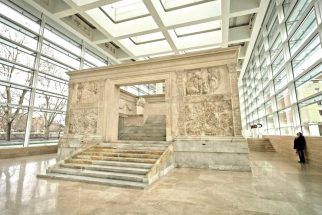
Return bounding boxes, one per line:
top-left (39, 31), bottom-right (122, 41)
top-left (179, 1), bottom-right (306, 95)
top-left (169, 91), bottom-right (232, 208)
top-left (264, 135), bottom-right (322, 170)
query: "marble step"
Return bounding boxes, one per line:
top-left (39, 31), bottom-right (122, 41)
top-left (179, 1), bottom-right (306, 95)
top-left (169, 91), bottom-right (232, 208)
top-left (106, 140), bottom-right (169, 144)
top-left (120, 131), bottom-right (166, 135)
top-left (38, 173), bottom-right (146, 189)
top-left (119, 135), bottom-right (166, 139)
top-left (59, 163), bottom-right (149, 175)
top-left (99, 143), bottom-right (169, 149)
top-left (80, 151), bottom-right (160, 159)
top-left (97, 146), bottom-right (167, 151)
top-left (120, 136), bottom-right (166, 141)
top-left (75, 155), bottom-right (157, 163)
top-left (88, 148), bottom-right (164, 155)
top-left (65, 159), bottom-right (153, 169)
top-left (50, 167), bottom-right (146, 182)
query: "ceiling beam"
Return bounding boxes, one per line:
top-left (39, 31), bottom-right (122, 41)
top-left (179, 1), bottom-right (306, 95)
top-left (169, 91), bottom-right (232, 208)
top-left (228, 26), bottom-right (251, 43)
top-left (142, 0), bottom-right (178, 54)
top-left (221, 0), bottom-right (230, 48)
top-left (60, 0), bottom-right (136, 60)
top-left (24, 0), bottom-right (122, 63)
top-left (80, 0), bottom-right (122, 11)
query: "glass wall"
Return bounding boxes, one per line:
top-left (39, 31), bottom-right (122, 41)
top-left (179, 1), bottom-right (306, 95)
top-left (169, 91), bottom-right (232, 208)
top-left (0, 0), bottom-right (110, 147)
top-left (240, 0), bottom-right (322, 136)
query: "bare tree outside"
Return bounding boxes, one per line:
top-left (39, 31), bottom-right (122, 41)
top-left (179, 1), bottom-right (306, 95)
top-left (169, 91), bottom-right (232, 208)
top-left (0, 22), bottom-right (68, 142)
top-left (0, 24), bottom-right (33, 141)
top-left (36, 55), bottom-right (67, 139)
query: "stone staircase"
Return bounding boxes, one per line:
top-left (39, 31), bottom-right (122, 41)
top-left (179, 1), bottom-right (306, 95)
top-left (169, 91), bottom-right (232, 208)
top-left (119, 115), bottom-right (166, 141)
top-left (247, 138), bottom-right (276, 152)
top-left (38, 141), bottom-right (174, 189)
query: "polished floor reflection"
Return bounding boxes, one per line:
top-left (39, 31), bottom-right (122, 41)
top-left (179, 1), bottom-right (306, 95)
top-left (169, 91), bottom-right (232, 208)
top-left (0, 152), bottom-right (322, 215)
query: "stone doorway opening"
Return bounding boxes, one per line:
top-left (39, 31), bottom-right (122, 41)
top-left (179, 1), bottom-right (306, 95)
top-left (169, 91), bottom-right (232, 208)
top-left (118, 82), bottom-right (167, 141)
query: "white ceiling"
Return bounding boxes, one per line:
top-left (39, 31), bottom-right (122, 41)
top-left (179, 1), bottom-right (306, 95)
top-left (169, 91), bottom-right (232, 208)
top-left (23, 0), bottom-right (270, 73)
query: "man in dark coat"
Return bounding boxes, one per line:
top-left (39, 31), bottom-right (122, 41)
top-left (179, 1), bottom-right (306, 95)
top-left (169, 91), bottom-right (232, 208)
top-left (294, 132), bottom-right (306, 164)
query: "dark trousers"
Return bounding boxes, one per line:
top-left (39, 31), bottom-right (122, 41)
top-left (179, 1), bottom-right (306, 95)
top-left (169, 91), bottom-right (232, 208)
top-left (297, 150), bottom-right (305, 163)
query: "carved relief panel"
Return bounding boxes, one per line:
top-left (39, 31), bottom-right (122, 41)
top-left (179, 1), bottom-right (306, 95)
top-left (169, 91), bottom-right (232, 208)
top-left (177, 66), bottom-right (234, 136)
top-left (67, 80), bottom-right (104, 136)
top-left (69, 81), bottom-right (103, 105)
top-left (184, 66), bottom-right (230, 96)
top-left (69, 108), bottom-right (98, 134)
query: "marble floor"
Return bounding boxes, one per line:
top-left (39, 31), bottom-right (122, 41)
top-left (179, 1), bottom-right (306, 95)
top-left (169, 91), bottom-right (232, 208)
top-left (0, 152), bottom-right (321, 215)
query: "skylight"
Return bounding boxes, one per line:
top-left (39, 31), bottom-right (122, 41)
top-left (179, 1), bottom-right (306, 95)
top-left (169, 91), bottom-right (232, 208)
top-left (100, 0), bottom-right (149, 23)
top-left (160, 0), bottom-right (215, 11)
top-left (130, 32), bottom-right (165, 44)
top-left (174, 20), bottom-right (221, 37)
top-left (72, 0), bottom-right (99, 6)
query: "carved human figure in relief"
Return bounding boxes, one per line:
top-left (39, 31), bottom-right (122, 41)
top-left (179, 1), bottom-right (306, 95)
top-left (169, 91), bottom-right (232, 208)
top-left (186, 71), bottom-right (202, 95)
top-left (69, 109), bottom-right (98, 134)
top-left (207, 68), bottom-right (221, 94)
top-left (76, 82), bottom-right (98, 104)
top-left (185, 103), bottom-right (203, 135)
top-left (136, 97), bottom-right (146, 114)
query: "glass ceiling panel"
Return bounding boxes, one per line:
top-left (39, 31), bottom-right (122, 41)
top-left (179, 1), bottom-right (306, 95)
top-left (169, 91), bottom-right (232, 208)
top-left (130, 32), bottom-right (164, 44)
top-left (174, 20), bottom-right (220, 37)
top-left (160, 0), bottom-right (214, 11)
top-left (100, 0), bottom-right (149, 23)
top-left (72, 0), bottom-right (99, 6)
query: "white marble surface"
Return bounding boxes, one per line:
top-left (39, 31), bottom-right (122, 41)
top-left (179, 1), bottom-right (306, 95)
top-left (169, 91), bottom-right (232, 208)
top-left (1, 152), bottom-right (322, 214)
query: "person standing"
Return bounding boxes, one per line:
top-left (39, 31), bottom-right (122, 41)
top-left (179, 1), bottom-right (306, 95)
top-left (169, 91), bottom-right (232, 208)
top-left (293, 132), bottom-right (306, 164)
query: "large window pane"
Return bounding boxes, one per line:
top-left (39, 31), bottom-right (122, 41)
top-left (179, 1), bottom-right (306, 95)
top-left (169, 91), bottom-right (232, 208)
top-left (29, 111), bottom-right (65, 143)
top-left (268, 17), bottom-right (278, 45)
top-left (43, 26), bottom-right (81, 56)
top-left (0, 21), bottom-right (38, 50)
top-left (289, 9), bottom-right (317, 56)
top-left (85, 49), bottom-right (108, 67)
top-left (278, 108), bottom-right (293, 128)
top-left (271, 51), bottom-right (284, 76)
top-left (0, 85), bottom-right (30, 106)
top-left (265, 100), bottom-right (273, 115)
top-left (292, 35), bottom-right (322, 78)
top-left (267, 114), bottom-right (275, 129)
top-left (41, 40), bottom-right (80, 69)
top-left (0, 61), bottom-right (33, 86)
top-left (274, 70), bottom-right (288, 92)
top-left (270, 34), bottom-right (282, 61)
top-left (0, 41), bottom-right (36, 68)
top-left (34, 92), bottom-right (67, 112)
top-left (276, 89), bottom-right (291, 109)
top-left (299, 96), bottom-right (322, 136)
top-left (261, 67), bottom-right (270, 88)
top-left (37, 75), bottom-right (68, 96)
top-left (0, 107), bottom-right (28, 145)
top-left (283, 0), bottom-right (294, 15)
top-left (39, 57), bottom-right (70, 80)
top-left (286, 0), bottom-right (313, 34)
top-left (0, 2), bottom-right (40, 33)
top-left (296, 63), bottom-right (322, 101)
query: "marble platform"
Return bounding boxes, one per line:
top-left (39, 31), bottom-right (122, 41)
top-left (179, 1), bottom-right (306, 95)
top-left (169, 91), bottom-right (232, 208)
top-left (174, 136), bottom-right (251, 171)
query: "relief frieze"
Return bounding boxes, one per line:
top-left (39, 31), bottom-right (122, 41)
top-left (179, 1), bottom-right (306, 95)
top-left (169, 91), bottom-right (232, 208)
top-left (68, 108), bottom-right (98, 135)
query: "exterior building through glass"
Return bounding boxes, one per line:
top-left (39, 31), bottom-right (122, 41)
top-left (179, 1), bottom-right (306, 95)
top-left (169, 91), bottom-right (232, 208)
top-left (239, 0), bottom-right (322, 137)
